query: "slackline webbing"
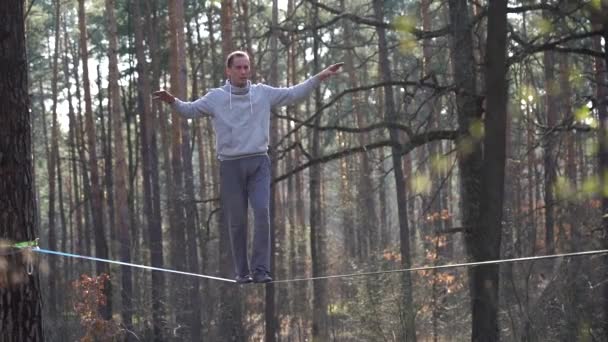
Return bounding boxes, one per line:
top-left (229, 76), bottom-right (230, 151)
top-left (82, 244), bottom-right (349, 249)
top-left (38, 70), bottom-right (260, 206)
top-left (270, 249), bottom-right (608, 284)
top-left (11, 243), bottom-right (608, 284)
top-left (32, 248), bottom-right (236, 283)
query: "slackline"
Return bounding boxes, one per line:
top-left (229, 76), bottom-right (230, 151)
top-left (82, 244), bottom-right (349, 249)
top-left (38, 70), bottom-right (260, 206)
top-left (11, 243), bottom-right (608, 284)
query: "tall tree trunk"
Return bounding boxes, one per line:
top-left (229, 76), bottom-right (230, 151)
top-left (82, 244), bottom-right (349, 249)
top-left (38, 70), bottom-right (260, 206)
top-left (604, 40), bottom-right (608, 342)
top-left (478, 0), bottom-right (508, 340)
top-left (46, 0), bottom-right (61, 318)
top-left (265, 2), bottom-right (279, 341)
top-left (221, 0), bottom-right (233, 61)
top-left (105, 0), bottom-right (133, 333)
top-left (100, 62), bottom-right (116, 260)
top-left (59, 21), bottom-right (77, 332)
top-left (78, 0), bottom-right (111, 318)
top-left (525, 93), bottom-right (537, 256)
top-left (372, 0), bottom-right (417, 340)
top-left (183, 7), bottom-right (202, 340)
top-left (558, 52), bottom-right (582, 341)
top-left (310, 5), bottom-right (329, 341)
top-left (62, 16), bottom-right (83, 270)
top-left (286, 3), bottom-right (308, 334)
top-left (136, 0), bottom-right (166, 339)
top-left (239, 0), bottom-right (256, 82)
top-left (596, 21), bottom-right (608, 339)
top-left (167, 0), bottom-right (189, 336)
top-left (542, 3), bottom-right (557, 253)
top-left (340, 0), bottom-right (377, 260)
top-left (0, 1), bottom-right (44, 339)
top-left (207, 6), bottom-right (220, 86)
top-left (449, 1), bottom-right (481, 340)
top-left (192, 5), bottom-right (215, 336)
top-left (449, 0), bottom-right (508, 340)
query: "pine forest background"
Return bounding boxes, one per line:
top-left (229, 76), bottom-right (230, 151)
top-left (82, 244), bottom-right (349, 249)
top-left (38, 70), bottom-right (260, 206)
top-left (13, 0), bottom-right (608, 340)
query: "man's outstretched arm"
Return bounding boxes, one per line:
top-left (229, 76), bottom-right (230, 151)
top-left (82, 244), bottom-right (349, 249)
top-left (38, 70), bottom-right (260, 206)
top-left (153, 90), bottom-right (214, 118)
top-left (264, 63), bottom-right (344, 107)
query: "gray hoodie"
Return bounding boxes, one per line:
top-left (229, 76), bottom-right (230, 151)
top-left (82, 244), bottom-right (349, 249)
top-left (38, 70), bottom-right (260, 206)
top-left (171, 75), bottom-right (321, 160)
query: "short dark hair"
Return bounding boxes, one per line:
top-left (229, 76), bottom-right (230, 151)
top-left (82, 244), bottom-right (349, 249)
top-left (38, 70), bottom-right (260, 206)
top-left (225, 51), bottom-right (249, 68)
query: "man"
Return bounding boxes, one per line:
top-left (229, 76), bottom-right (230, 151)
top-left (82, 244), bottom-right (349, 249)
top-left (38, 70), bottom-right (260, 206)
top-left (154, 51), bottom-right (342, 284)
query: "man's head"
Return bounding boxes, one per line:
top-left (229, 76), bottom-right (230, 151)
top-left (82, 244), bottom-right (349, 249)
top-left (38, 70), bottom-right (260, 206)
top-left (225, 51), bottom-right (251, 87)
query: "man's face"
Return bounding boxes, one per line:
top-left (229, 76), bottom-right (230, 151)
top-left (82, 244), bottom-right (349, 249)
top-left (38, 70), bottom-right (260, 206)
top-left (226, 56), bottom-right (251, 87)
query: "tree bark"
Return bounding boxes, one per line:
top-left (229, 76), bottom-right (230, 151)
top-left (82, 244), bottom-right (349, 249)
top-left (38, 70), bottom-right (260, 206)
top-left (478, 0), bottom-right (508, 341)
top-left (62, 16), bottom-right (82, 278)
top-left (309, 5), bottom-right (330, 341)
top-left (136, 0), bottom-right (166, 339)
top-left (183, 5), bottom-right (202, 340)
top-left (46, 0), bottom-right (61, 318)
top-left (167, 0), bottom-right (189, 336)
top-left (78, 0), bottom-right (111, 318)
top-left (597, 21), bottom-right (608, 340)
top-left (542, 2), bottom-right (557, 253)
top-left (265, 2), bottom-right (280, 341)
top-left (340, 0), bottom-right (377, 260)
top-left (448, 0), bottom-right (508, 340)
top-left (372, 0), bottom-right (416, 340)
top-left (0, 1), bottom-right (44, 339)
top-left (105, 0), bottom-right (133, 333)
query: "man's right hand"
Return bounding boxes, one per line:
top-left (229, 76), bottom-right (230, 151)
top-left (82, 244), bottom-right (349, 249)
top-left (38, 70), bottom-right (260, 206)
top-left (152, 90), bottom-right (176, 104)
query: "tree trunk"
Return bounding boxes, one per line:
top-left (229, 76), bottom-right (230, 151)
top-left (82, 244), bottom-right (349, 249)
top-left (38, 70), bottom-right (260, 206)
top-left (183, 6), bottom-right (202, 340)
top-left (62, 16), bottom-right (83, 277)
top-left (604, 45), bottom-right (608, 342)
top-left (192, 4), bottom-right (216, 336)
top-left (207, 6), bottom-right (221, 86)
top-left (340, 0), bottom-right (377, 260)
top-left (309, 5), bottom-right (330, 341)
top-left (221, 0), bottom-right (233, 62)
top-left (104, 0), bottom-right (133, 334)
top-left (78, 0), bottom-right (111, 318)
top-left (46, 0), bottom-right (61, 318)
top-left (265, 2), bottom-right (280, 341)
top-left (478, 0), bottom-right (508, 340)
top-left (239, 0), bottom-right (256, 82)
top-left (542, 3), bottom-right (557, 253)
top-left (448, 0), bottom-right (508, 340)
top-left (372, 0), bottom-right (417, 340)
top-left (286, 3), bottom-right (308, 335)
top-left (597, 21), bottom-right (608, 340)
top-left (59, 20), bottom-right (78, 334)
top-left (136, 0), bottom-right (166, 339)
top-left (0, 1), bottom-right (44, 339)
top-left (167, 0), bottom-right (189, 336)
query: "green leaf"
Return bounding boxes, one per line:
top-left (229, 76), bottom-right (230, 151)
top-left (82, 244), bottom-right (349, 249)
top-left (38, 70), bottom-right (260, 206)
top-left (393, 15), bottom-right (416, 33)
top-left (431, 155), bottom-right (450, 175)
top-left (582, 176), bottom-right (599, 195)
top-left (469, 120), bottom-right (484, 140)
top-left (537, 18), bottom-right (553, 35)
top-left (411, 173), bottom-right (432, 195)
top-left (574, 105), bottom-right (590, 122)
top-left (554, 176), bottom-right (575, 201)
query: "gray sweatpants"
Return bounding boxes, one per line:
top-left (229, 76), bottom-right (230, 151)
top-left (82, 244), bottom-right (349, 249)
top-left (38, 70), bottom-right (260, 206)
top-left (220, 154), bottom-right (271, 277)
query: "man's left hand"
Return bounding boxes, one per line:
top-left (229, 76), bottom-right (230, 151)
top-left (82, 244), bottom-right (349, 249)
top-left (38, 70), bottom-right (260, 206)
top-left (318, 62), bottom-right (344, 81)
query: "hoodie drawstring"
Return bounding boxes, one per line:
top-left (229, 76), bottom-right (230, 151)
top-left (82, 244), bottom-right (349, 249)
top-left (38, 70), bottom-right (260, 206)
top-left (248, 80), bottom-right (253, 116)
top-left (227, 79), bottom-right (253, 116)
